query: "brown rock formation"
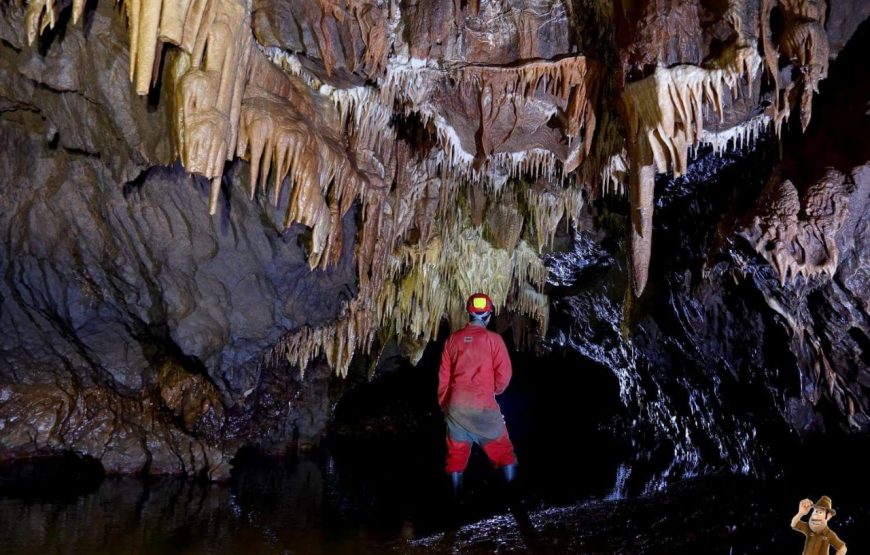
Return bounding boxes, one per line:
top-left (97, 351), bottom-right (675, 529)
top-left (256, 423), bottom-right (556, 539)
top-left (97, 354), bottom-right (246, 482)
top-left (743, 168), bottom-right (852, 284)
top-left (1, 0), bottom-right (867, 477)
top-left (733, 23), bottom-right (870, 429)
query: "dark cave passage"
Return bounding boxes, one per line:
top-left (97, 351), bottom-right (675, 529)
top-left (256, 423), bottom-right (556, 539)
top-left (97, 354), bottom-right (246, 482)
top-left (322, 333), bottom-right (629, 532)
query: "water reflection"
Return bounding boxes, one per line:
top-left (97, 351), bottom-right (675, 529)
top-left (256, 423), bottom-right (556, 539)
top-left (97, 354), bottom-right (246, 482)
top-left (1, 442), bottom-right (866, 554)
top-left (0, 447), bottom-right (629, 554)
top-left (0, 456), bottom-right (364, 555)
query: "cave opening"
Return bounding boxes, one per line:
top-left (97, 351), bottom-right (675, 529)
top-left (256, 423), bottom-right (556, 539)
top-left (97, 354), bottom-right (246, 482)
top-left (325, 330), bottom-right (629, 518)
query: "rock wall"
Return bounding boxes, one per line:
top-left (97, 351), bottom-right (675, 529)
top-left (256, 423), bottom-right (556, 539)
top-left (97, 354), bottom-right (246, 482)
top-left (0, 0), bottom-right (867, 478)
top-left (0, 4), bottom-right (358, 475)
top-left (735, 19), bottom-right (870, 431)
top-left (545, 22), bottom-right (869, 489)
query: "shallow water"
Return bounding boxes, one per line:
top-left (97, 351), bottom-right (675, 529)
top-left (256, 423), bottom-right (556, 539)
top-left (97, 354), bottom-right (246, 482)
top-left (3, 341), bottom-right (866, 554)
top-left (1, 439), bottom-right (867, 555)
top-left (2, 316), bottom-right (866, 554)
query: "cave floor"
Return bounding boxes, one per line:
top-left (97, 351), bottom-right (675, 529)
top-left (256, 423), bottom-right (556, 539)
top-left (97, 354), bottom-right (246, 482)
top-left (1, 449), bottom-right (867, 555)
top-left (401, 474), bottom-right (863, 555)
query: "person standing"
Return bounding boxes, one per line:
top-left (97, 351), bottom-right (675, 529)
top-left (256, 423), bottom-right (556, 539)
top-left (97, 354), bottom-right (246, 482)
top-left (438, 293), bottom-right (517, 495)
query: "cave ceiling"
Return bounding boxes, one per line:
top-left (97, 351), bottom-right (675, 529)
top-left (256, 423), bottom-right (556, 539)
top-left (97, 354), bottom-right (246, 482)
top-left (5, 0), bottom-right (866, 371)
top-left (3, 0), bottom-right (868, 378)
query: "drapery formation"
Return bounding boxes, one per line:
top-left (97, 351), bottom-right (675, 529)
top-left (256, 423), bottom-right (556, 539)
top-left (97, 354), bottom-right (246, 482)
top-left (21, 0), bottom-right (835, 372)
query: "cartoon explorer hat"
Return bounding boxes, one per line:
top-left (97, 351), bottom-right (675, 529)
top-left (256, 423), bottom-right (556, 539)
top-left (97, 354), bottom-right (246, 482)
top-left (813, 496), bottom-right (836, 516)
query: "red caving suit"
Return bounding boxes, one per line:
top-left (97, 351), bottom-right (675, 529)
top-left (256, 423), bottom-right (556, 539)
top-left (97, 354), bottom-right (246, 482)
top-left (438, 323), bottom-right (517, 473)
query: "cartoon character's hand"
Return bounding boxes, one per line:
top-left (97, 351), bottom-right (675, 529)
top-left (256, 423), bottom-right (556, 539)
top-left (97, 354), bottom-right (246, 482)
top-left (799, 499), bottom-right (813, 515)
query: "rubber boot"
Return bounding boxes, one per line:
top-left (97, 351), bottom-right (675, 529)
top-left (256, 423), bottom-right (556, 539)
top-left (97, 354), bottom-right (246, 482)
top-left (501, 464), bottom-right (520, 508)
top-left (450, 471), bottom-right (464, 498)
top-left (446, 471), bottom-right (465, 531)
top-left (502, 464), bottom-right (517, 484)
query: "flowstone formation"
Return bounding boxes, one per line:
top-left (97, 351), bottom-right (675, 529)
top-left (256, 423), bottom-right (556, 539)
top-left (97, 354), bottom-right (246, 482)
top-left (1, 0), bottom-right (867, 477)
top-left (734, 25), bottom-right (870, 432)
top-left (16, 0), bottom-right (605, 375)
top-left (13, 0), bottom-right (842, 363)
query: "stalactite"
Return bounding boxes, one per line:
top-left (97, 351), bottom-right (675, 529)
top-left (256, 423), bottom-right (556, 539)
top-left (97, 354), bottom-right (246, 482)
top-left (695, 115), bottom-right (771, 156)
top-left (623, 47), bottom-right (761, 179)
top-left (615, 0), bottom-right (830, 296)
top-left (583, 112), bottom-right (628, 199)
top-left (560, 185), bottom-right (586, 228)
top-left (627, 159), bottom-right (656, 296)
top-left (25, 0), bottom-right (251, 204)
top-left (483, 195), bottom-right (524, 250)
top-left (346, 0), bottom-right (389, 78)
top-left (308, 0), bottom-right (389, 79)
top-left (275, 173), bottom-right (553, 376)
top-left (24, 0), bottom-right (370, 272)
top-left (512, 241), bottom-right (548, 291)
top-left (515, 285), bottom-right (549, 337)
top-left (28, 0), bottom-right (256, 211)
top-left (621, 46), bottom-right (762, 295)
top-left (173, 0), bottom-right (253, 214)
top-left (24, 0), bottom-right (569, 370)
top-left (236, 51), bottom-right (366, 269)
top-left (262, 46), bottom-right (601, 196)
top-left (761, 0), bottom-right (781, 123)
top-left (526, 181), bottom-right (565, 250)
top-left (24, 0), bottom-right (87, 45)
top-left (320, 53), bottom-right (600, 190)
top-left (456, 55), bottom-right (601, 150)
top-left (779, 9), bottom-right (829, 131)
top-left (21, 0), bottom-right (828, 379)
top-left (762, 0), bottom-right (830, 133)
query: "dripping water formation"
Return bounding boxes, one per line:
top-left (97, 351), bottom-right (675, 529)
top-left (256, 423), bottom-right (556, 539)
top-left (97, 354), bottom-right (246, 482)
top-left (2, 1), bottom-right (869, 554)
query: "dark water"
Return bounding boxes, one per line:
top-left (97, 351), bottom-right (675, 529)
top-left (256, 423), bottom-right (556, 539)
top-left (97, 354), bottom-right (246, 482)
top-left (1, 443), bottom-right (868, 555)
top-left (2, 325), bottom-right (867, 554)
top-left (2, 350), bottom-right (867, 555)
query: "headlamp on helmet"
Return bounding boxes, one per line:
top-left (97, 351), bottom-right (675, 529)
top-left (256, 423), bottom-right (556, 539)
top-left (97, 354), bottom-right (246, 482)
top-left (466, 293), bottom-right (494, 315)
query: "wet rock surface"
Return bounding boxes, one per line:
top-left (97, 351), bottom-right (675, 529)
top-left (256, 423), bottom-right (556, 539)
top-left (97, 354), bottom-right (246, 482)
top-left (545, 139), bottom-right (796, 490)
top-left (0, 114), bottom-right (357, 476)
top-left (537, 20), bottom-right (870, 490)
top-left (734, 20), bottom-right (870, 432)
top-left (0, 0), bottom-right (867, 493)
top-left (402, 468), bottom-right (869, 554)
